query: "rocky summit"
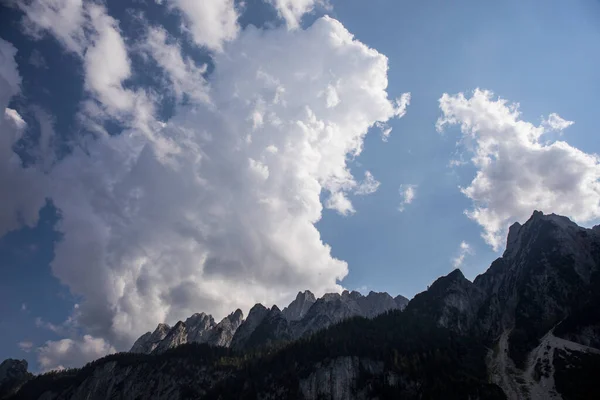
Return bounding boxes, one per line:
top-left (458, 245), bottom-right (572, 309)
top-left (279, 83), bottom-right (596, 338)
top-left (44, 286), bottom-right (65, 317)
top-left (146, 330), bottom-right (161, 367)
top-left (3, 211), bottom-right (599, 400)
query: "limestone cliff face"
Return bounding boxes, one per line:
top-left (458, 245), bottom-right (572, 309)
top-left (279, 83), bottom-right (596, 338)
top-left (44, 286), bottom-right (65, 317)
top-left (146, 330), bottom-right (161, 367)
top-left (299, 357), bottom-right (384, 400)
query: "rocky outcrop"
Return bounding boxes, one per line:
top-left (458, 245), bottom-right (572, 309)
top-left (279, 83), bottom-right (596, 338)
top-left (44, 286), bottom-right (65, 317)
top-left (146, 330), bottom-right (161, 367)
top-left (282, 290), bottom-right (316, 321)
top-left (0, 359), bottom-right (31, 398)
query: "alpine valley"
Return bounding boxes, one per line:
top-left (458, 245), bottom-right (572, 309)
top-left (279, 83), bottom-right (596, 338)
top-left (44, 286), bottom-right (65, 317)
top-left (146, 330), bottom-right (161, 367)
top-left (2, 211), bottom-right (599, 400)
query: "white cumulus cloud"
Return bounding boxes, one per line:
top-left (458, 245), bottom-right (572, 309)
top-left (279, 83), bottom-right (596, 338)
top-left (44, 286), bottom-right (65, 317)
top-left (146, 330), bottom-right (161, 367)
top-left (38, 335), bottom-right (116, 371)
top-left (437, 89), bottom-right (600, 250)
top-left (167, 0), bottom-right (239, 51)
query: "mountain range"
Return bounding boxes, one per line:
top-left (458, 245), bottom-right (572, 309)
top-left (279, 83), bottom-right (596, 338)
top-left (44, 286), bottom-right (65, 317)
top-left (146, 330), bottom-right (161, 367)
top-left (129, 288), bottom-right (409, 354)
top-left (2, 211), bottom-right (599, 399)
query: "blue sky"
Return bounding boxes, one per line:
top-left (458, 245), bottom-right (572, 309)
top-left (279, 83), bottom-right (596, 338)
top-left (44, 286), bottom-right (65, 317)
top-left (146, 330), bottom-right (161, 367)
top-left (1, 0), bottom-right (599, 371)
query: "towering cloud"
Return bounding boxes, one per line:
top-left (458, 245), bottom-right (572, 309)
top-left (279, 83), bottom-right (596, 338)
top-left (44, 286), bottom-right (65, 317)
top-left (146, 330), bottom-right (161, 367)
top-left (4, 1), bottom-right (407, 370)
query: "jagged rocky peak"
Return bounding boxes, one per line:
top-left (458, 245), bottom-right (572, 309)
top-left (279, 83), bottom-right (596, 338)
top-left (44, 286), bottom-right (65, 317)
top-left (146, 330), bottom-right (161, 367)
top-left (156, 322), bottom-right (170, 332)
top-left (502, 210), bottom-right (597, 284)
top-left (185, 312), bottom-right (216, 343)
top-left (342, 290), bottom-right (363, 301)
top-left (130, 322), bottom-right (171, 353)
top-left (282, 290), bottom-right (316, 321)
top-left (247, 303), bottom-right (269, 318)
top-left (270, 305), bottom-right (281, 313)
top-left (502, 210), bottom-right (589, 261)
top-left (421, 268), bottom-right (471, 293)
top-left (154, 321), bottom-right (188, 354)
top-left (227, 308), bottom-right (244, 327)
top-left (394, 294), bottom-right (409, 310)
top-left (206, 309), bottom-right (245, 347)
top-left (230, 303), bottom-right (269, 350)
top-left (185, 312), bottom-right (214, 327)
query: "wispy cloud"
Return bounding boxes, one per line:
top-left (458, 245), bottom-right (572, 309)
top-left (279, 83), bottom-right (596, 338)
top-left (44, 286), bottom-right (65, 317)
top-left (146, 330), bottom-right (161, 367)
top-left (452, 241), bottom-right (474, 268)
top-left (542, 112), bottom-right (574, 132)
top-left (354, 171), bottom-right (381, 195)
top-left (398, 184), bottom-right (417, 212)
top-left (18, 341), bottom-right (33, 352)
